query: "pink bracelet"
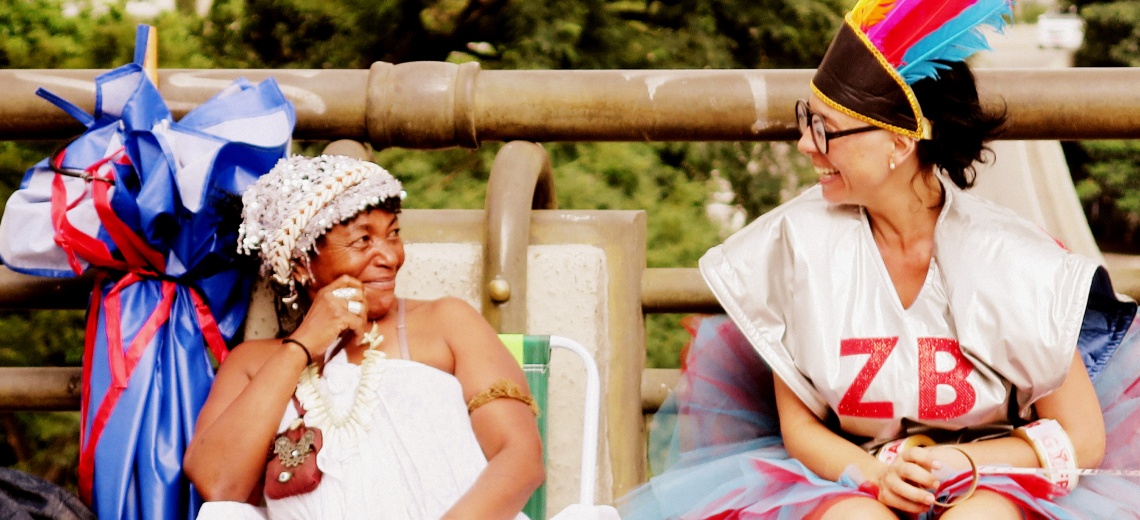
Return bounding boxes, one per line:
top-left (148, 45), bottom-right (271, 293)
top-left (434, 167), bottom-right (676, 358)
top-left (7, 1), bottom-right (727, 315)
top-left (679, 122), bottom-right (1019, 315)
top-left (876, 434), bottom-right (935, 465)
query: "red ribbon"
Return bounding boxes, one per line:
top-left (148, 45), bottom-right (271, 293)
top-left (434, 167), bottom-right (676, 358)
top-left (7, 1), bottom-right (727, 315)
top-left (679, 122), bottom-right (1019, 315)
top-left (52, 148), bottom-right (230, 504)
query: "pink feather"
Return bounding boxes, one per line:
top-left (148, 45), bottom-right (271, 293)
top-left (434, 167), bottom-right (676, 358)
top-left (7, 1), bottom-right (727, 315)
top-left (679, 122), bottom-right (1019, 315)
top-left (865, 0), bottom-right (926, 44)
top-left (871, 0), bottom-right (981, 65)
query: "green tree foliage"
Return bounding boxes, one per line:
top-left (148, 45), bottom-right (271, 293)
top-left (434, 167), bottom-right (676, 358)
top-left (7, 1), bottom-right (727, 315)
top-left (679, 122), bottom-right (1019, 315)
top-left (0, 310), bottom-right (86, 487)
top-left (0, 0), bottom-right (92, 68)
top-left (199, 0), bottom-right (842, 70)
top-left (1069, 1), bottom-right (1140, 253)
top-left (1074, 1), bottom-right (1140, 67)
top-left (1070, 140), bottom-right (1140, 251)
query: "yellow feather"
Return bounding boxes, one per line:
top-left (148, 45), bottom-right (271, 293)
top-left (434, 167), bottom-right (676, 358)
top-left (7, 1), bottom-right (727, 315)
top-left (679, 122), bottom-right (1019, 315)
top-left (849, 0), bottom-right (896, 29)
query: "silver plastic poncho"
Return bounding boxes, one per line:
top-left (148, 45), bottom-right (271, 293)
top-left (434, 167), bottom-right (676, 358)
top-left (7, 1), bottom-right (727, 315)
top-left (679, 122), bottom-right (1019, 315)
top-left (700, 179), bottom-right (1098, 443)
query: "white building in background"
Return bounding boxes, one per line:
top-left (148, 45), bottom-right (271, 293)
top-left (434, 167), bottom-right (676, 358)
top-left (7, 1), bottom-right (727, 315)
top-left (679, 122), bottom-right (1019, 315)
top-left (63, 0), bottom-right (211, 18)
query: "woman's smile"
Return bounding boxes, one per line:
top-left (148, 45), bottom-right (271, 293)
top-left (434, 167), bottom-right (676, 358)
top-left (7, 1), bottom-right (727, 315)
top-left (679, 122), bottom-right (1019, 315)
top-left (816, 166), bottom-right (840, 179)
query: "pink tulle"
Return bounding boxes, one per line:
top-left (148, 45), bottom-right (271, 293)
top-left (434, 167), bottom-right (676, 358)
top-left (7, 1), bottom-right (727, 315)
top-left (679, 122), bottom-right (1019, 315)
top-left (619, 314), bottom-right (1140, 520)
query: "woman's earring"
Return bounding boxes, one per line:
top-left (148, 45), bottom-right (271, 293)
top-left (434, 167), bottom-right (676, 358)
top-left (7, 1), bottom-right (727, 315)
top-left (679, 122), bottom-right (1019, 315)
top-left (889, 161), bottom-right (896, 170)
top-left (282, 282), bottom-right (300, 310)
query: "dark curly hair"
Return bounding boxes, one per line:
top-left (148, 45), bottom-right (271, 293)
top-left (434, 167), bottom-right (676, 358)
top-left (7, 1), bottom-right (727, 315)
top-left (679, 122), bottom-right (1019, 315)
top-left (909, 60), bottom-right (1007, 189)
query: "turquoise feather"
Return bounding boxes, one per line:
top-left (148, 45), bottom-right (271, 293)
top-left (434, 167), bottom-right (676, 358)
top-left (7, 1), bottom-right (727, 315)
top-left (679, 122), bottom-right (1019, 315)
top-left (897, 0), bottom-right (1012, 83)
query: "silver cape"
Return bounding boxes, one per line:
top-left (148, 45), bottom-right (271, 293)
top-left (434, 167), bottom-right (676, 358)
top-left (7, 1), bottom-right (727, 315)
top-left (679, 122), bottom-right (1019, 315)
top-left (700, 179), bottom-right (1098, 442)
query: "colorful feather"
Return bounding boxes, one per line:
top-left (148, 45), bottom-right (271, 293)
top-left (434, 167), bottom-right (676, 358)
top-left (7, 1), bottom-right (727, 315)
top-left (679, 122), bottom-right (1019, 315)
top-left (865, 0), bottom-right (926, 44)
top-left (850, 0), bottom-right (897, 30)
top-left (898, 0), bottom-right (1012, 82)
top-left (874, 0), bottom-right (983, 65)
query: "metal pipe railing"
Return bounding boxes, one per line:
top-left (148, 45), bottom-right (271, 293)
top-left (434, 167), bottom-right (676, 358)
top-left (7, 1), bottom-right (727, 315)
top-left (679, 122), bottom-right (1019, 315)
top-left (0, 363), bottom-right (686, 412)
top-left (640, 268), bottom-right (721, 314)
top-left (0, 267), bottom-right (94, 310)
top-left (4, 66), bottom-right (1140, 145)
top-left (4, 63), bottom-right (1140, 414)
top-left (4, 262), bottom-right (1137, 315)
top-left (0, 367), bottom-right (687, 412)
top-left (0, 367), bottom-right (82, 411)
top-left (482, 141), bottom-right (557, 332)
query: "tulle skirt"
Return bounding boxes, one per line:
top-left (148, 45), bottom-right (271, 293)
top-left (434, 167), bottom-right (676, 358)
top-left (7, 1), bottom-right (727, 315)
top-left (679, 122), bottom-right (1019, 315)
top-left (618, 314), bottom-right (1140, 520)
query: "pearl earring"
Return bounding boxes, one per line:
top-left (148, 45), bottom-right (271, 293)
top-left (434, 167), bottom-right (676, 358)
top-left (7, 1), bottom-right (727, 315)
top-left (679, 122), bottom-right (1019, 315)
top-left (889, 161), bottom-right (896, 170)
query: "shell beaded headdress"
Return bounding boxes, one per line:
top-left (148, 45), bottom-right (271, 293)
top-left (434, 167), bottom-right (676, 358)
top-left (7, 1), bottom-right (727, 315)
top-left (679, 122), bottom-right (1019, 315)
top-left (237, 154), bottom-right (404, 301)
top-left (812, 0), bottom-right (1013, 139)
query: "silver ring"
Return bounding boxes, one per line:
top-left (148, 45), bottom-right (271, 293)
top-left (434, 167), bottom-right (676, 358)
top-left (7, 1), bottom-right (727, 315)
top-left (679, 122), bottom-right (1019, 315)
top-left (347, 300), bottom-right (364, 315)
top-left (332, 287), bottom-right (360, 300)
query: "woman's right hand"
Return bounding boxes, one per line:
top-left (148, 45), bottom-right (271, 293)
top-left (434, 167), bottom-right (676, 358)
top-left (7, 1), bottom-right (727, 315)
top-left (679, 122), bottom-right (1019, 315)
top-left (874, 445), bottom-right (942, 514)
top-left (287, 275), bottom-right (369, 360)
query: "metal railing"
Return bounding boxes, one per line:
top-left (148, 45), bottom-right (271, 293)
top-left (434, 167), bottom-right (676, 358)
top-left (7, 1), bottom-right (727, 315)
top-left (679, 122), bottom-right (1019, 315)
top-left (5, 65), bottom-right (1140, 144)
top-left (3, 63), bottom-right (1140, 415)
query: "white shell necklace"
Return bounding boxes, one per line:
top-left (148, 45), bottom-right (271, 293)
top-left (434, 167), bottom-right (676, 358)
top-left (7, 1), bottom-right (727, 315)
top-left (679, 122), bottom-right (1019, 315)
top-left (294, 322), bottom-right (387, 447)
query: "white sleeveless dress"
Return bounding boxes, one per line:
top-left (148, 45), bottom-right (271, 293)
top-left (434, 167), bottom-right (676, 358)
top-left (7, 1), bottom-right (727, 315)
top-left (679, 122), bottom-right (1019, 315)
top-left (197, 299), bottom-right (528, 519)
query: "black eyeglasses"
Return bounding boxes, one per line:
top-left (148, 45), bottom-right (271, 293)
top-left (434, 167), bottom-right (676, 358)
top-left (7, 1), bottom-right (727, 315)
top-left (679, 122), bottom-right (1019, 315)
top-left (795, 99), bottom-right (880, 154)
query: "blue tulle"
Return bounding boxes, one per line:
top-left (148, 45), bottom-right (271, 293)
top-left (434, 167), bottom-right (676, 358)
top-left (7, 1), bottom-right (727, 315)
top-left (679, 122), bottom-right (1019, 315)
top-left (619, 314), bottom-right (1140, 520)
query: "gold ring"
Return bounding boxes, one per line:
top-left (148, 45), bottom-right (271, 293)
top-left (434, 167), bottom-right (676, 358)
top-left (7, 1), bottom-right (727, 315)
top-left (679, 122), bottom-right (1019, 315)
top-left (933, 445), bottom-right (979, 508)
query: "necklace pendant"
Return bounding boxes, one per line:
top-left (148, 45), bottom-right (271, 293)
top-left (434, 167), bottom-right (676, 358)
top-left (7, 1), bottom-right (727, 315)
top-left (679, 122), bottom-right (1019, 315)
top-left (273, 429), bottom-right (317, 468)
top-left (359, 322), bottom-right (384, 350)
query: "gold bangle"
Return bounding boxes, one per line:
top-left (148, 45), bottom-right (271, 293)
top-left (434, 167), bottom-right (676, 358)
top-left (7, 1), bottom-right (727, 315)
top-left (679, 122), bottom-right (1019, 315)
top-left (933, 445), bottom-right (979, 508)
top-left (466, 379), bottom-right (539, 416)
top-left (876, 434), bottom-right (936, 465)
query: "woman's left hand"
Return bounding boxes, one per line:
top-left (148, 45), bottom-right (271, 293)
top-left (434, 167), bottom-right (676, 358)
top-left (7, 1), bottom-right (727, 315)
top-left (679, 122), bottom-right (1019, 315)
top-left (927, 445), bottom-right (973, 473)
top-left (875, 445), bottom-right (943, 513)
top-left (876, 444), bottom-right (974, 513)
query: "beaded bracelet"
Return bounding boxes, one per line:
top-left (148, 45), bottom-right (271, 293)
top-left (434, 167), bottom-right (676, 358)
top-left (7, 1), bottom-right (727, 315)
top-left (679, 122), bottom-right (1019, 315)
top-left (282, 338), bottom-right (313, 366)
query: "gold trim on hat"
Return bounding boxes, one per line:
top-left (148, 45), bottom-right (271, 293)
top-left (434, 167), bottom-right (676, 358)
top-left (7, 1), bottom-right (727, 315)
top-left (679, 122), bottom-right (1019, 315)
top-left (813, 15), bottom-right (932, 140)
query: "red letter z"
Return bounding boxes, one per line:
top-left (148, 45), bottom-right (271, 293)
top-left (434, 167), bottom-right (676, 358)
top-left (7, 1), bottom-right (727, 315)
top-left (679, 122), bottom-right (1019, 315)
top-left (838, 337), bottom-right (898, 419)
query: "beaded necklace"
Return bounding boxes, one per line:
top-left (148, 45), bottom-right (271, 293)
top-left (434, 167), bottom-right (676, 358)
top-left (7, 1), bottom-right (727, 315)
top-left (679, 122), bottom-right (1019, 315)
top-left (294, 339), bottom-right (387, 447)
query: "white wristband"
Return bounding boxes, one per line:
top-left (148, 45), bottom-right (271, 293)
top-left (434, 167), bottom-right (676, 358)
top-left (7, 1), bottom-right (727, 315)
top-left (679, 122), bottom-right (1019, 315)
top-left (1013, 418), bottom-right (1079, 490)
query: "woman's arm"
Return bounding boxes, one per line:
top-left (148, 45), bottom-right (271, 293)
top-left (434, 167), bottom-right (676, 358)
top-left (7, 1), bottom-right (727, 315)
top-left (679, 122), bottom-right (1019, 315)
top-left (183, 339), bottom-right (309, 501)
top-left (932, 350), bottom-right (1104, 470)
top-left (184, 276), bottom-right (369, 501)
top-left (1023, 350), bottom-right (1105, 468)
top-left (876, 350), bottom-right (1102, 511)
top-left (773, 375), bottom-right (889, 483)
top-left (435, 297), bottom-right (544, 520)
top-left (775, 375), bottom-right (944, 513)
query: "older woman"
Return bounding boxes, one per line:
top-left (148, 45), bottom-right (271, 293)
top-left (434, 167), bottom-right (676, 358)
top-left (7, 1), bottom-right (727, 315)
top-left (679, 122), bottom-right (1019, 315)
top-left (184, 155), bottom-right (543, 519)
top-left (619, 0), bottom-right (1140, 518)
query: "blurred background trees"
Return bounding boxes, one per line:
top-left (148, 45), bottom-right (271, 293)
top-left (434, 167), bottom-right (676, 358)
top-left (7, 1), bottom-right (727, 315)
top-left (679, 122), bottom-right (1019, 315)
top-left (1, 0), bottom-right (1136, 490)
top-left (1067, 0), bottom-right (1140, 250)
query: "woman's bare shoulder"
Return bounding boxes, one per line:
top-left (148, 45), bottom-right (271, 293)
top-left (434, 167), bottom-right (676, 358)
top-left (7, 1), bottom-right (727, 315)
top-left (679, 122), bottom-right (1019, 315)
top-left (220, 338), bottom-right (286, 377)
top-left (405, 297), bottom-right (494, 346)
top-left (405, 296), bottom-right (479, 318)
